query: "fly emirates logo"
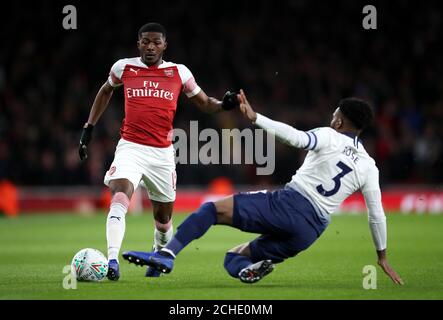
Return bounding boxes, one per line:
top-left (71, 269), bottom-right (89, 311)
top-left (126, 81), bottom-right (174, 101)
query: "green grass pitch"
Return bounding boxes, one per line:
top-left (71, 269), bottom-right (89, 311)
top-left (0, 212), bottom-right (442, 300)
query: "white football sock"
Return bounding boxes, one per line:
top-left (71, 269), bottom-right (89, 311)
top-left (106, 192), bottom-right (130, 262)
top-left (153, 220), bottom-right (173, 251)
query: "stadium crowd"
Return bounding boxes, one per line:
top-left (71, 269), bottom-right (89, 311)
top-left (1, 1), bottom-right (442, 187)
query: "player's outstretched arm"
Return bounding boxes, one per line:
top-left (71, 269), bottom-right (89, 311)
top-left (190, 90), bottom-right (239, 113)
top-left (79, 81), bottom-right (114, 160)
top-left (238, 89), bottom-right (315, 150)
top-left (363, 186), bottom-right (404, 285)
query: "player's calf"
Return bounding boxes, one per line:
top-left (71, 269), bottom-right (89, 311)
top-left (224, 251), bottom-right (254, 278)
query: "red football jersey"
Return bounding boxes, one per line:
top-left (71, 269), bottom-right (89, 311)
top-left (108, 58), bottom-right (201, 147)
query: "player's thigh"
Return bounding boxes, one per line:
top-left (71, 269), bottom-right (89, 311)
top-left (231, 190), bottom-right (274, 234)
top-left (141, 163), bottom-right (176, 203)
top-left (104, 140), bottom-right (144, 193)
top-left (213, 196), bottom-right (234, 225)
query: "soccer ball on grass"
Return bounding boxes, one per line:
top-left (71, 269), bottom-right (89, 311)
top-left (71, 248), bottom-right (108, 281)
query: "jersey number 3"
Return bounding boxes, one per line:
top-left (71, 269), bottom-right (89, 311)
top-left (316, 161), bottom-right (353, 197)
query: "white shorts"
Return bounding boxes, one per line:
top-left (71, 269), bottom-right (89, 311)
top-left (104, 138), bottom-right (176, 202)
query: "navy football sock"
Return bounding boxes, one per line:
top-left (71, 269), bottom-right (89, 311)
top-left (224, 252), bottom-right (253, 278)
top-left (165, 202), bottom-right (217, 256)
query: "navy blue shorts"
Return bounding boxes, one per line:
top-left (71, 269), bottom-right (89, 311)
top-left (232, 187), bottom-right (327, 263)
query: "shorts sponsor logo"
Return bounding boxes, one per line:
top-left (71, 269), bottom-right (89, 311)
top-left (109, 166), bottom-right (116, 176)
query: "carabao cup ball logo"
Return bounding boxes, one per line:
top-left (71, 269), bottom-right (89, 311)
top-left (71, 248), bottom-right (108, 282)
top-left (90, 262), bottom-right (108, 279)
top-left (71, 249), bottom-right (87, 279)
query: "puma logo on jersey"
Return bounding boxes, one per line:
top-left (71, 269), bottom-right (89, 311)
top-left (130, 68), bottom-right (139, 75)
top-left (109, 216), bottom-right (121, 221)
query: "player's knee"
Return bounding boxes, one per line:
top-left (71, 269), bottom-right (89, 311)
top-left (199, 202), bottom-right (217, 218)
top-left (187, 202), bottom-right (217, 227)
top-left (111, 192), bottom-right (130, 209)
top-left (109, 179), bottom-right (133, 198)
top-left (213, 197), bottom-right (234, 225)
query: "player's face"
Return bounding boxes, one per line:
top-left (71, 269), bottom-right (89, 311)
top-left (138, 32), bottom-right (167, 66)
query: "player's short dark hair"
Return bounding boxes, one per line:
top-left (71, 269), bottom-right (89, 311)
top-left (338, 98), bottom-right (374, 130)
top-left (138, 23), bottom-right (167, 39)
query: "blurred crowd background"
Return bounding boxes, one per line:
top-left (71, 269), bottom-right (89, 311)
top-left (1, 0), bottom-right (442, 188)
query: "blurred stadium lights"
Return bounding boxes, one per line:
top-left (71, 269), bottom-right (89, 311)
top-left (1, 184), bottom-right (440, 215)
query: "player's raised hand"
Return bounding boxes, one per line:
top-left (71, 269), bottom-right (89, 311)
top-left (377, 251), bottom-right (404, 285)
top-left (79, 123), bottom-right (94, 161)
top-left (221, 90), bottom-right (240, 110)
top-left (238, 89), bottom-right (257, 122)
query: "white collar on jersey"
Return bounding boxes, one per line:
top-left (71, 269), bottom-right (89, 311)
top-left (341, 132), bottom-right (362, 149)
top-left (138, 58), bottom-right (168, 69)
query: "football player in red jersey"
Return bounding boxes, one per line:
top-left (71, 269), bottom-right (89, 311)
top-left (79, 23), bottom-right (239, 280)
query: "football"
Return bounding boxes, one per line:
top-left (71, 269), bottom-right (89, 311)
top-left (71, 248), bottom-right (108, 282)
